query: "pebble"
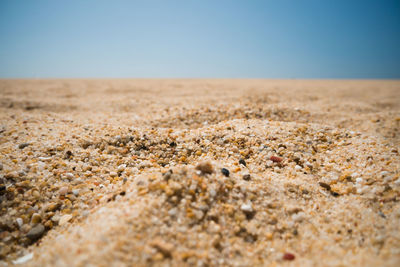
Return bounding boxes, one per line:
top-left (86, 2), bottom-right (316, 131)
top-left (16, 218), bottom-right (23, 228)
top-left (319, 182), bottom-right (331, 191)
top-left (221, 168), bottom-right (230, 177)
top-left (12, 253), bottom-right (34, 265)
top-left (59, 214), bottom-right (73, 226)
top-left (26, 223), bottom-right (45, 241)
top-left (72, 189), bottom-right (79, 196)
top-left (239, 159), bottom-right (247, 166)
top-left (283, 252), bottom-right (295, 261)
top-left (242, 174), bottom-right (251, 181)
top-left (294, 165), bottom-right (302, 171)
top-left (18, 143), bottom-right (30, 149)
top-left (241, 203), bottom-right (253, 214)
top-left (380, 171), bottom-right (389, 177)
top-left (59, 187), bottom-right (69, 195)
top-left (270, 156), bottom-right (283, 163)
top-left (65, 173), bottom-right (74, 180)
top-left (31, 213), bottom-right (42, 224)
top-left (355, 178), bottom-right (363, 184)
top-left (150, 239), bottom-right (173, 258)
top-left (195, 162), bottom-right (214, 175)
top-left (38, 157), bottom-right (52, 163)
top-left (117, 164), bottom-right (126, 172)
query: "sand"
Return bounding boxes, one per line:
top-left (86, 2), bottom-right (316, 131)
top-left (0, 79), bottom-right (399, 266)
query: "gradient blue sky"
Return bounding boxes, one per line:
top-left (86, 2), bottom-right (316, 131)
top-left (0, 0), bottom-right (399, 78)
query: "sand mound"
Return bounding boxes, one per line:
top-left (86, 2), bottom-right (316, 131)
top-left (1, 80), bottom-right (399, 266)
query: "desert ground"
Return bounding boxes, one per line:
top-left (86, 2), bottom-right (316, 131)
top-left (0, 79), bottom-right (399, 266)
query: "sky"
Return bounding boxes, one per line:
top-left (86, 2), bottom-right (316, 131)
top-left (0, 0), bottom-right (399, 79)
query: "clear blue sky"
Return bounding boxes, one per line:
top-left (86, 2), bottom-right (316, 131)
top-left (0, 0), bottom-right (399, 78)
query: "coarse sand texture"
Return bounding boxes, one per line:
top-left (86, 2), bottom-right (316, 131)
top-left (0, 79), bottom-right (399, 266)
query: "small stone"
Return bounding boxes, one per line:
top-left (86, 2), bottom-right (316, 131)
top-left (168, 208), bottom-right (178, 216)
top-left (26, 224), bottom-right (45, 241)
top-left (59, 214), bottom-right (73, 226)
top-left (355, 178), bottom-right (363, 184)
top-left (117, 164), bottom-right (126, 172)
top-left (0, 163), bottom-right (3, 170)
top-left (44, 220), bottom-right (53, 229)
top-left (110, 172), bottom-right (118, 177)
top-left (150, 239), bottom-right (173, 258)
top-left (64, 150), bottom-right (73, 159)
top-left (12, 253), bottom-right (34, 265)
top-left (294, 165), bottom-right (302, 171)
top-left (196, 162), bottom-right (214, 175)
top-left (242, 174), bottom-right (251, 181)
top-left (65, 173), bottom-right (74, 180)
top-left (16, 218), bottom-right (23, 228)
top-left (241, 203), bottom-right (253, 214)
top-left (163, 169), bottom-right (173, 181)
top-left (380, 171), bottom-right (389, 177)
top-left (283, 252), bottom-right (295, 261)
top-left (270, 156), bottom-right (283, 163)
top-left (59, 187), bottom-right (68, 195)
top-left (46, 202), bottom-right (60, 212)
top-left (319, 182), bottom-right (331, 191)
top-left (221, 168), bottom-right (230, 177)
top-left (239, 159), bottom-right (247, 166)
top-left (31, 213), bottom-right (42, 224)
top-left (241, 203), bottom-right (256, 219)
top-left (72, 189), bottom-right (79, 196)
top-left (208, 221), bottom-right (221, 233)
top-left (18, 143), bottom-right (30, 149)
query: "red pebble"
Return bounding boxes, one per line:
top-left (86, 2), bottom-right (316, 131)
top-left (270, 156), bottom-right (283, 163)
top-left (283, 252), bottom-right (295, 261)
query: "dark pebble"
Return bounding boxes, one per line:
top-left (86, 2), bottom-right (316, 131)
top-left (319, 182), bottom-right (331, 191)
top-left (221, 168), bottom-right (230, 177)
top-left (64, 150), bottom-right (73, 159)
top-left (18, 143), bottom-right (30, 149)
top-left (169, 141), bottom-right (177, 147)
top-left (26, 224), bottom-right (45, 241)
top-left (283, 252), bottom-right (295, 261)
top-left (163, 169), bottom-right (173, 181)
top-left (242, 174), bottom-right (251, 181)
top-left (239, 159), bottom-right (247, 166)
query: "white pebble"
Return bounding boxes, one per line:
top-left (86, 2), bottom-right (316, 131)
top-left (208, 221), bottom-right (221, 233)
top-left (168, 208), bottom-right (178, 216)
top-left (12, 253), bottom-right (33, 265)
top-left (65, 173), bottom-right (74, 179)
top-left (292, 212), bottom-right (305, 222)
top-left (380, 171), bottom-right (389, 177)
top-left (294, 165), bottom-right (302, 171)
top-left (355, 178), bottom-right (363, 184)
top-left (117, 164), bottom-right (126, 172)
top-left (72, 189), bottom-right (79, 196)
top-left (241, 203), bottom-right (253, 213)
top-left (38, 157), bottom-right (51, 162)
top-left (59, 214), bottom-right (73, 226)
top-left (16, 218), bottom-right (23, 227)
top-left (209, 188), bottom-right (216, 198)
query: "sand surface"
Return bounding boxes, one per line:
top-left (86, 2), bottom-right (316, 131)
top-left (0, 79), bottom-right (400, 266)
